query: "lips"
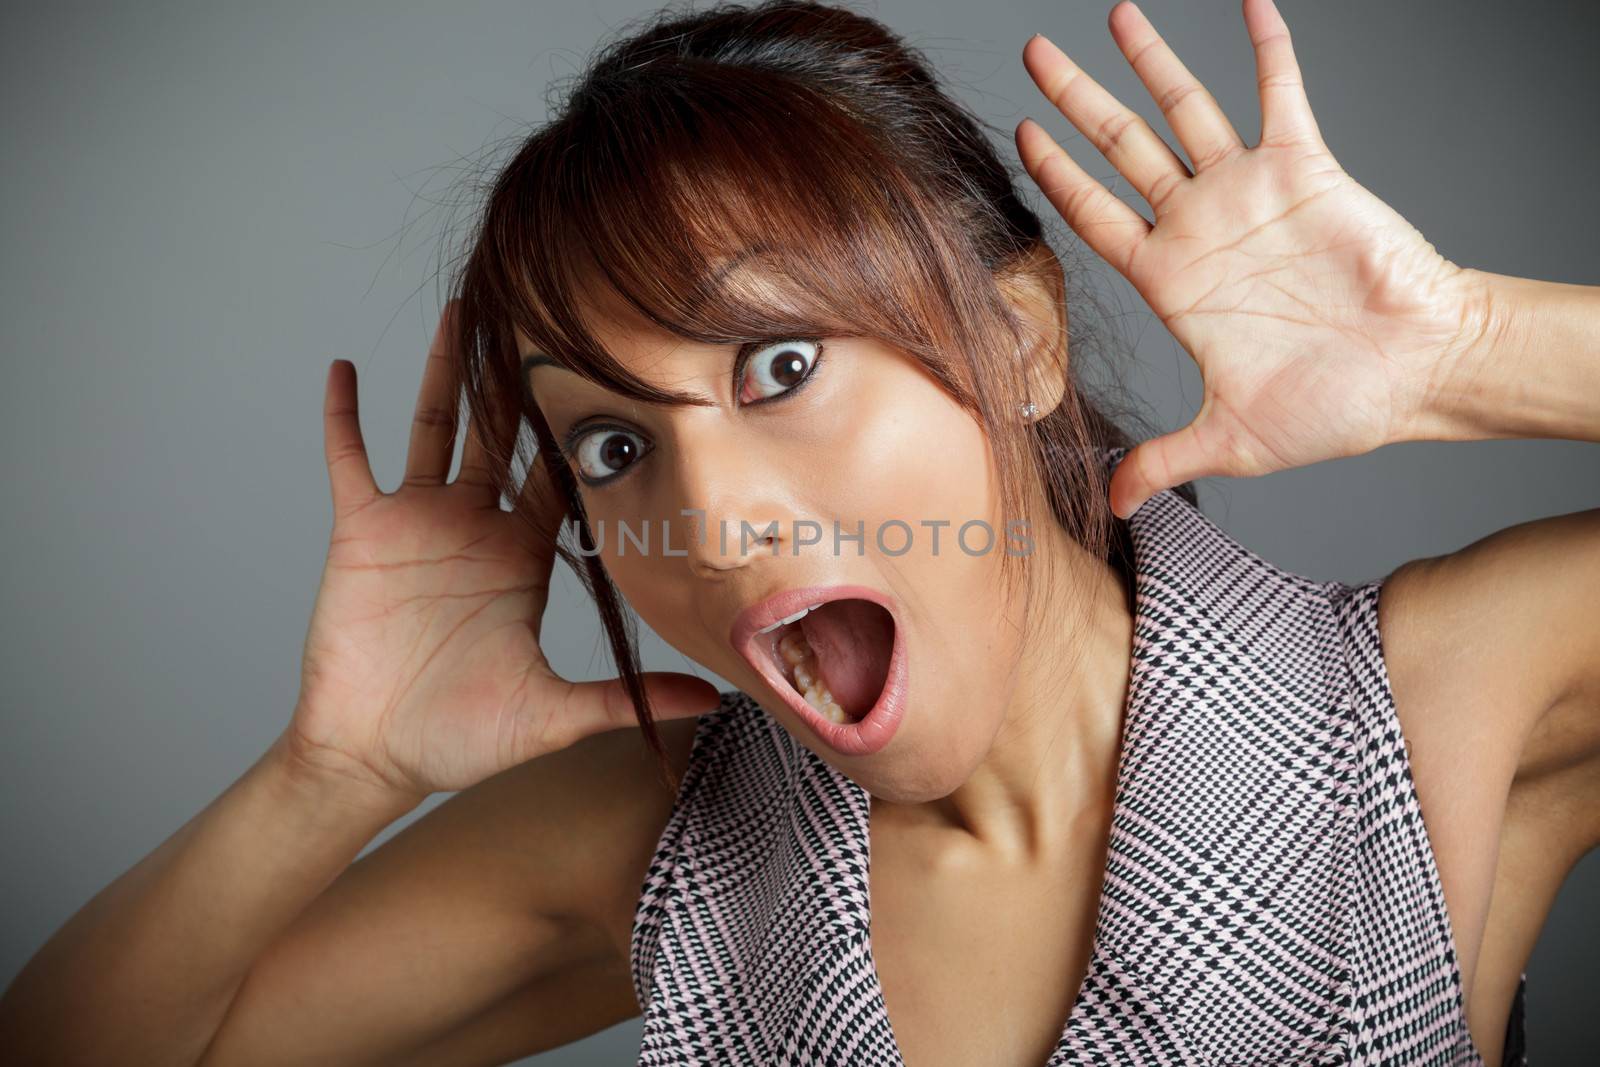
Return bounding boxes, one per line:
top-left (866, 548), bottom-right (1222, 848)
top-left (729, 583), bottom-right (908, 758)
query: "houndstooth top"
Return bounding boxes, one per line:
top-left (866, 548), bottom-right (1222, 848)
top-left (630, 446), bottom-right (1529, 1066)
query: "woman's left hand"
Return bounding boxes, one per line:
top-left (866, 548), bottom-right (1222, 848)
top-left (1018, 0), bottom-right (1489, 518)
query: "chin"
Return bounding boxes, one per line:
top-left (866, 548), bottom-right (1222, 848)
top-left (778, 689), bottom-right (1003, 806)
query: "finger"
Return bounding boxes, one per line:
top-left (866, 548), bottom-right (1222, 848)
top-left (455, 307), bottom-right (519, 497)
top-left (517, 452), bottom-right (574, 582)
top-left (1244, 0), bottom-right (1322, 147)
top-left (1109, 1), bottom-right (1246, 174)
top-left (322, 359), bottom-right (381, 517)
top-left (402, 303), bottom-right (464, 487)
top-left (456, 401), bottom-right (512, 499)
top-left (554, 671), bottom-right (721, 742)
top-left (1016, 117), bottom-right (1151, 278)
top-left (1022, 32), bottom-right (1192, 216)
top-left (1109, 419), bottom-right (1219, 520)
top-left (458, 400), bottom-right (522, 501)
top-left (513, 456), bottom-right (578, 650)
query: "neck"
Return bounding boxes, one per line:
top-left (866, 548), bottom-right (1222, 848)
top-left (873, 513), bottom-right (1135, 866)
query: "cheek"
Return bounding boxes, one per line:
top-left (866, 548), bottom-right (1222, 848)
top-left (825, 368), bottom-right (1021, 686)
top-left (835, 378), bottom-right (1004, 578)
top-left (818, 363), bottom-right (1000, 537)
top-left (602, 550), bottom-right (736, 684)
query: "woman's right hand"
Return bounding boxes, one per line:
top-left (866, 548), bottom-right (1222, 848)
top-left (286, 303), bottom-right (719, 803)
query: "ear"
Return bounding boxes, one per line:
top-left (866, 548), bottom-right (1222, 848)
top-left (995, 243), bottom-right (1069, 420)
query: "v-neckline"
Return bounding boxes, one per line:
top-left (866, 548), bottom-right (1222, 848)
top-left (835, 533), bottom-right (1145, 1065)
top-left (848, 762), bottom-right (1131, 1066)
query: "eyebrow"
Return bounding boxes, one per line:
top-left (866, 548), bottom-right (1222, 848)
top-left (518, 246), bottom-right (767, 374)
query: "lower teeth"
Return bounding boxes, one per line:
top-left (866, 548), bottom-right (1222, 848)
top-left (777, 629), bottom-right (855, 724)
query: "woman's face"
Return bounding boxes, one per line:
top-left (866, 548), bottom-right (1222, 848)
top-left (523, 284), bottom-right (1044, 802)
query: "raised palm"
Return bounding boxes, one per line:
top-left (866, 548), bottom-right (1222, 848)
top-left (1018, 0), bottom-right (1485, 517)
top-left (289, 305), bottom-right (717, 800)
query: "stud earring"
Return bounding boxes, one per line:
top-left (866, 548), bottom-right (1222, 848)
top-left (1019, 399), bottom-right (1039, 421)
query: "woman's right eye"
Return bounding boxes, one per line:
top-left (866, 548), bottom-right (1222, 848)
top-left (569, 426), bottom-right (650, 485)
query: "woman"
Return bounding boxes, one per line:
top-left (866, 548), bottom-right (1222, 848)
top-left (1, 0), bottom-right (1593, 1064)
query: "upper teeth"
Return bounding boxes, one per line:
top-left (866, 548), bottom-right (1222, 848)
top-left (756, 601), bottom-right (825, 635)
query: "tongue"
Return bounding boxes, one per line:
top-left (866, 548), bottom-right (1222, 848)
top-left (797, 599), bottom-right (893, 717)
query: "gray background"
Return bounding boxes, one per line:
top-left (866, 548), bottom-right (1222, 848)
top-left (2, 0), bottom-right (1595, 1062)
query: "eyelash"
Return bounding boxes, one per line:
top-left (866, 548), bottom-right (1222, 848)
top-left (561, 337), bottom-right (828, 489)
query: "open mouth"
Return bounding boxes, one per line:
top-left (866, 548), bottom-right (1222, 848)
top-left (753, 598), bottom-right (895, 725)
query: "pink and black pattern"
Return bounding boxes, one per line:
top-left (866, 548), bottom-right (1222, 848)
top-left (630, 447), bottom-right (1528, 1065)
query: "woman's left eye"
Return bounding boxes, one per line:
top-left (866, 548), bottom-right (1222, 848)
top-left (737, 338), bottom-right (823, 404)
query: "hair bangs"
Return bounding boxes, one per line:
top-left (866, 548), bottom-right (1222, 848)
top-left (488, 56), bottom-right (997, 411)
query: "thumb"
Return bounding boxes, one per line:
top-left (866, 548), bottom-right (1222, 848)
top-left (561, 671), bottom-right (722, 737)
top-left (1110, 420), bottom-right (1217, 520)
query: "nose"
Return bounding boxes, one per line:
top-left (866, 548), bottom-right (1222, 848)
top-left (667, 424), bottom-right (793, 579)
top-left (683, 509), bottom-right (784, 577)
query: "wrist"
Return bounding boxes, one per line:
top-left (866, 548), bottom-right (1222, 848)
top-left (266, 725), bottom-right (427, 824)
top-left (1399, 267), bottom-right (1600, 444)
top-left (1394, 266), bottom-right (1506, 444)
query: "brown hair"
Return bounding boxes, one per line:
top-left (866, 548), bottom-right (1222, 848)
top-left (444, 0), bottom-right (1197, 790)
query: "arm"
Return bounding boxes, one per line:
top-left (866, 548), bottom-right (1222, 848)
top-left (0, 727), bottom-right (416, 1065)
top-left (195, 714), bottom-right (699, 1067)
top-left (1401, 270), bottom-right (1600, 446)
top-left (1379, 271), bottom-right (1600, 863)
top-left (0, 714), bottom-right (699, 1067)
top-left (1379, 509), bottom-right (1600, 781)
top-left (1012, 0), bottom-right (1600, 839)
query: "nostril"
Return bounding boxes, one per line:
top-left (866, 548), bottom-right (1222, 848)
top-left (681, 513), bottom-right (791, 570)
top-left (727, 517), bottom-right (785, 556)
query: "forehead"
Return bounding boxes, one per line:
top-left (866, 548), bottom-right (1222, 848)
top-left (516, 285), bottom-right (724, 405)
top-left (514, 249), bottom-right (797, 370)
top-left (517, 296), bottom-right (691, 386)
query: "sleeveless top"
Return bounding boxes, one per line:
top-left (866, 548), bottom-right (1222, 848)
top-left (630, 446), bottom-right (1529, 1066)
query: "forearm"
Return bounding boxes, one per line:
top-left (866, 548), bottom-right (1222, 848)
top-left (0, 727), bottom-right (420, 1066)
top-left (1405, 269), bottom-right (1600, 445)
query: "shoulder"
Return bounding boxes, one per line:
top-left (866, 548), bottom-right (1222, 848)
top-left (1372, 509), bottom-right (1600, 856)
top-left (1374, 511), bottom-right (1600, 773)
